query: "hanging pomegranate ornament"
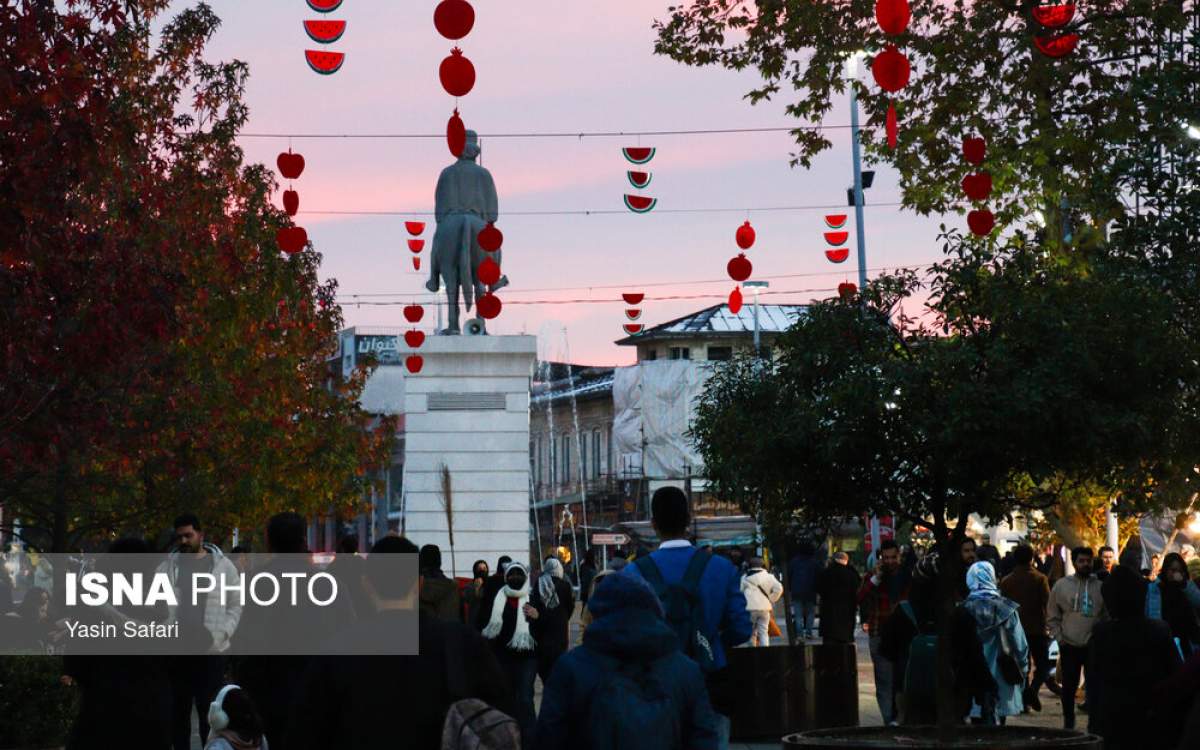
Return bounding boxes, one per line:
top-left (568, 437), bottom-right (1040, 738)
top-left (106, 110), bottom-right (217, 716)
top-left (434, 0), bottom-right (475, 40)
top-left (408, 239), bottom-right (425, 253)
top-left (283, 190), bottom-right (299, 216)
top-left (1032, 2), bottom-right (1076, 29)
top-left (405, 221), bottom-right (426, 236)
top-left (404, 330), bottom-right (426, 348)
top-left (276, 151), bottom-right (305, 180)
top-left (477, 293), bottom-right (501, 319)
top-left (447, 110), bottom-right (467, 158)
top-left (872, 45), bottom-right (911, 93)
top-left (276, 227), bottom-right (308, 255)
top-left (962, 137), bottom-right (987, 165)
top-left (735, 221), bottom-right (756, 250)
top-left (478, 222), bottom-right (503, 252)
top-left (838, 282), bottom-right (858, 298)
top-left (967, 209), bottom-right (996, 236)
top-left (875, 0), bottom-right (911, 36)
top-left (477, 256), bottom-right (501, 286)
top-left (728, 286), bottom-right (743, 314)
top-left (961, 173), bottom-right (993, 202)
top-left (405, 355), bottom-right (424, 374)
top-left (439, 48), bottom-right (476, 97)
top-left (403, 304), bottom-right (424, 323)
top-left (727, 254), bottom-right (752, 282)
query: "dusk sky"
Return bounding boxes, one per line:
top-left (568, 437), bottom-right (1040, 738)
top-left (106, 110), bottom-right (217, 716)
top-left (181, 1), bottom-right (950, 365)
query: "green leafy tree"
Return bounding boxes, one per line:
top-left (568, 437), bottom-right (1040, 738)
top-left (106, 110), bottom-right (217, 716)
top-left (0, 1), bottom-right (394, 551)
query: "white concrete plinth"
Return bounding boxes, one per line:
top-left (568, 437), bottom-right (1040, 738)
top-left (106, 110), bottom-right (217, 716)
top-left (401, 335), bottom-right (536, 577)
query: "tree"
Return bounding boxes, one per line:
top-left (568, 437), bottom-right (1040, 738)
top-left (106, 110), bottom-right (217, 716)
top-left (0, 1), bottom-right (394, 551)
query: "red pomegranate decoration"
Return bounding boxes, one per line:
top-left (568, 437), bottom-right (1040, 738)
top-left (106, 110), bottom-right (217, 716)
top-left (477, 257), bottom-right (501, 286)
top-left (405, 355), bottom-right (424, 374)
top-left (276, 151), bottom-right (305, 180)
top-left (962, 137), bottom-right (987, 165)
top-left (1032, 2), bottom-right (1075, 29)
top-left (622, 292), bottom-right (644, 305)
top-left (967, 209), bottom-right (996, 236)
top-left (433, 0), bottom-right (475, 40)
top-left (727, 254), bottom-right (752, 282)
top-left (478, 222), bottom-right (503, 252)
top-left (961, 173), bottom-right (993, 201)
top-left (735, 221), bottom-right (756, 250)
top-left (447, 110), bottom-right (466, 157)
top-left (728, 286), bottom-right (743, 314)
top-left (408, 239), bottom-right (425, 253)
top-left (283, 190), bottom-right (299, 216)
top-left (403, 304), bottom-right (424, 323)
top-left (875, 0), bottom-right (911, 35)
top-left (1034, 32), bottom-right (1079, 58)
top-left (276, 227), bottom-right (308, 255)
top-left (872, 45), bottom-right (911, 93)
top-left (838, 282), bottom-right (858, 298)
top-left (404, 330), bottom-right (426, 348)
top-left (886, 103), bottom-right (898, 149)
top-left (439, 48), bottom-right (476, 97)
top-left (405, 221), bottom-right (426, 235)
top-left (476, 293), bottom-right (501, 319)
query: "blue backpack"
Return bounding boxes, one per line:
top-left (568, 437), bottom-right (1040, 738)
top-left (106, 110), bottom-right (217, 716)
top-left (587, 656), bottom-right (682, 750)
top-left (634, 552), bottom-right (716, 672)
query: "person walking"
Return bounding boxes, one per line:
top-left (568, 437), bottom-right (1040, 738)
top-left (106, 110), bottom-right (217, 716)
top-left (742, 557), bottom-right (783, 647)
top-left (816, 552), bottom-right (861, 644)
top-left (960, 561), bottom-right (1029, 724)
top-left (1000, 544), bottom-right (1051, 711)
top-left (1086, 565), bottom-right (1183, 749)
top-left (622, 487), bottom-right (751, 750)
top-left (534, 573), bottom-right (720, 750)
top-left (1046, 546), bottom-right (1104, 730)
top-left (857, 539), bottom-right (911, 726)
top-left (478, 560), bottom-right (542, 748)
top-left (533, 556), bottom-right (575, 684)
top-left (462, 559), bottom-right (490, 624)
top-left (204, 685), bottom-right (268, 750)
top-left (418, 543), bottom-right (461, 623)
top-left (1147, 552), bottom-right (1200, 657)
top-left (579, 549), bottom-right (598, 611)
top-left (160, 513), bottom-right (242, 750)
top-left (788, 542), bottom-right (821, 640)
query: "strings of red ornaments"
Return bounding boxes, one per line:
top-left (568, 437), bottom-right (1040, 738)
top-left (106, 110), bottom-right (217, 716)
top-left (303, 1), bottom-right (346, 75)
top-left (1031, 2), bottom-right (1078, 58)
top-left (406, 221), bottom-right (425, 271)
top-left (622, 293), bottom-right (644, 335)
top-left (823, 213), bottom-right (857, 296)
top-left (402, 303), bottom-right (425, 373)
top-left (873, 0), bottom-right (911, 149)
top-left (961, 137), bottom-right (995, 237)
top-left (726, 221), bottom-right (755, 314)
top-left (276, 151), bottom-right (308, 255)
top-left (435, 0), bottom-right (476, 157)
top-left (476, 222), bottom-right (503, 320)
top-left (623, 147), bottom-right (657, 213)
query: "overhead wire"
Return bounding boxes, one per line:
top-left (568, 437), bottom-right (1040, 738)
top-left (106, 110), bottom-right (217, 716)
top-left (337, 287), bottom-right (838, 306)
top-left (239, 124), bottom-right (874, 140)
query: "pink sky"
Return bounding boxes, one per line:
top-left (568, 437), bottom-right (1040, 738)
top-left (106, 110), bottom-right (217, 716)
top-left (181, 1), bottom-right (948, 365)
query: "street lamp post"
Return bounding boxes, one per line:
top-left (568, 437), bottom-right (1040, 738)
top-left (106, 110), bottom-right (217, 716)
top-left (744, 280), bottom-right (769, 356)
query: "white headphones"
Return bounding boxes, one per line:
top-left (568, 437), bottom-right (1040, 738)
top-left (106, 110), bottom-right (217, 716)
top-left (207, 683), bottom-right (241, 733)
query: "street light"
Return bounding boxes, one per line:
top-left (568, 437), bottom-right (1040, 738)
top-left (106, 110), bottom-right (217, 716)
top-left (743, 280), bottom-right (769, 357)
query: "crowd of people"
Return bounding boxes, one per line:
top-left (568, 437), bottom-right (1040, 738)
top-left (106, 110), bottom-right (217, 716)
top-left (5, 496), bottom-right (1200, 750)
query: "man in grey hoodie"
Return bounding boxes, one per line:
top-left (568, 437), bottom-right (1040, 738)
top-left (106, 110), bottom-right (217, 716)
top-left (1046, 546), bottom-right (1104, 730)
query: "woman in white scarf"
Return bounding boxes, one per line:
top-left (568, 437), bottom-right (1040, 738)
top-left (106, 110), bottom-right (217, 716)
top-left (482, 561), bottom-right (537, 652)
top-left (480, 561), bottom-right (540, 746)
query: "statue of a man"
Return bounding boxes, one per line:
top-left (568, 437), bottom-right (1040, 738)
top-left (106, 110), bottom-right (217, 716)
top-left (425, 130), bottom-right (507, 334)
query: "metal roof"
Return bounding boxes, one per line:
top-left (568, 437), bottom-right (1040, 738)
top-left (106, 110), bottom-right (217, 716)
top-left (531, 370), bottom-right (615, 405)
top-left (615, 303), bottom-right (807, 345)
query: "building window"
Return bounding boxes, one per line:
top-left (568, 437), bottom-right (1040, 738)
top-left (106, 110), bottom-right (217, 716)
top-left (707, 346), bottom-right (733, 361)
top-left (643, 348), bottom-right (657, 361)
top-left (669, 347), bottom-right (691, 360)
top-left (592, 428), bottom-right (602, 478)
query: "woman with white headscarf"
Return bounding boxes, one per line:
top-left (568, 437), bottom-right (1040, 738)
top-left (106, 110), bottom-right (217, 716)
top-left (960, 560), bottom-right (1030, 724)
top-left (479, 561), bottom-right (540, 747)
top-left (532, 556), bottom-right (576, 684)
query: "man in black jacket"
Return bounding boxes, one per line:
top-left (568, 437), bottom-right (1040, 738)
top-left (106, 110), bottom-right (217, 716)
top-left (289, 536), bottom-right (511, 750)
top-left (816, 552), bottom-right (861, 644)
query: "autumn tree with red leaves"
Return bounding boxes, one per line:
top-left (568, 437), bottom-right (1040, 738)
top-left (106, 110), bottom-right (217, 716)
top-left (0, 1), bottom-right (395, 551)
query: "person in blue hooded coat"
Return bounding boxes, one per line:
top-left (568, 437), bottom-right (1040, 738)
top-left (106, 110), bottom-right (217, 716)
top-left (960, 561), bottom-right (1029, 724)
top-left (534, 573), bottom-right (720, 750)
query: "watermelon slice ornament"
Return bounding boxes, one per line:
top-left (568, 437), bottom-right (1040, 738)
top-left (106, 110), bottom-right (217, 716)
top-left (408, 239), bottom-right (425, 253)
top-left (1032, 2), bottom-right (1076, 29)
top-left (305, 50), bottom-right (345, 75)
top-left (623, 324), bottom-right (644, 335)
top-left (627, 171), bottom-right (653, 190)
top-left (1034, 32), bottom-right (1079, 58)
top-left (412, 257), bottom-right (421, 271)
top-left (303, 20), bottom-right (346, 44)
top-left (622, 147), bottom-right (656, 165)
top-left (825, 214), bottom-right (848, 229)
top-left (625, 309), bottom-right (642, 321)
top-left (824, 231), bottom-right (849, 246)
top-left (306, 0), bottom-right (343, 12)
top-left (826, 248), bottom-right (850, 264)
top-left (624, 195), bottom-right (657, 214)
top-left (405, 221), bottom-right (426, 236)
top-left (622, 293), bottom-right (644, 305)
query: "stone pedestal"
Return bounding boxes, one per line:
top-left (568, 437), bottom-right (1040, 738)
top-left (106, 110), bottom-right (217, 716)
top-left (400, 335), bottom-right (536, 577)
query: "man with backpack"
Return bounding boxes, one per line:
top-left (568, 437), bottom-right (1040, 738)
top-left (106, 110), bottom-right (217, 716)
top-left (534, 572), bottom-right (719, 750)
top-left (622, 487), bottom-right (752, 749)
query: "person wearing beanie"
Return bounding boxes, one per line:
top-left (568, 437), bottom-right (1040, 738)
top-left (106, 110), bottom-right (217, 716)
top-left (418, 543), bottom-right (461, 623)
top-left (535, 573), bottom-right (719, 750)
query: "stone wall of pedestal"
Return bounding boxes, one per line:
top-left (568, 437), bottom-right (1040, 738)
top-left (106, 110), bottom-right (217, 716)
top-left (400, 335), bottom-right (537, 577)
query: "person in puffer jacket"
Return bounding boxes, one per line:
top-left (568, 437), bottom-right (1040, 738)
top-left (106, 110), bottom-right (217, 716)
top-left (534, 573), bottom-right (719, 750)
top-left (741, 558), bottom-right (783, 646)
top-left (960, 561), bottom-right (1029, 724)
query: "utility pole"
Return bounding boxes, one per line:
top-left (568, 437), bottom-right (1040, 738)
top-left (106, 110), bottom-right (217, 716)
top-left (744, 280), bottom-right (769, 357)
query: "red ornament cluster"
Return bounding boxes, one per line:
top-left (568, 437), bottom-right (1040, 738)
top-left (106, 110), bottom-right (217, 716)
top-left (872, 0), bottom-right (911, 149)
top-left (623, 147), bottom-right (657, 213)
top-left (436, 0), bottom-right (478, 157)
top-left (823, 214), bottom-right (850, 264)
top-left (622, 292), bottom-right (644, 335)
top-left (275, 151), bottom-right (308, 256)
top-left (402, 303), bottom-right (425, 373)
top-left (961, 137), bottom-right (995, 237)
top-left (726, 221), bottom-right (756, 312)
top-left (407, 221), bottom-right (425, 271)
top-left (1031, 2), bottom-right (1078, 58)
top-left (303, 1), bottom-right (346, 74)
top-left (475, 222), bottom-right (503, 320)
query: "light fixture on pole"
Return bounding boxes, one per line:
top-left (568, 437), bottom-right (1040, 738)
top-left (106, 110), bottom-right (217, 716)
top-left (743, 280), bottom-right (769, 357)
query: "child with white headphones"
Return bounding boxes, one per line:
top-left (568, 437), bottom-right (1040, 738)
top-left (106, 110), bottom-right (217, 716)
top-left (204, 684), bottom-right (268, 750)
